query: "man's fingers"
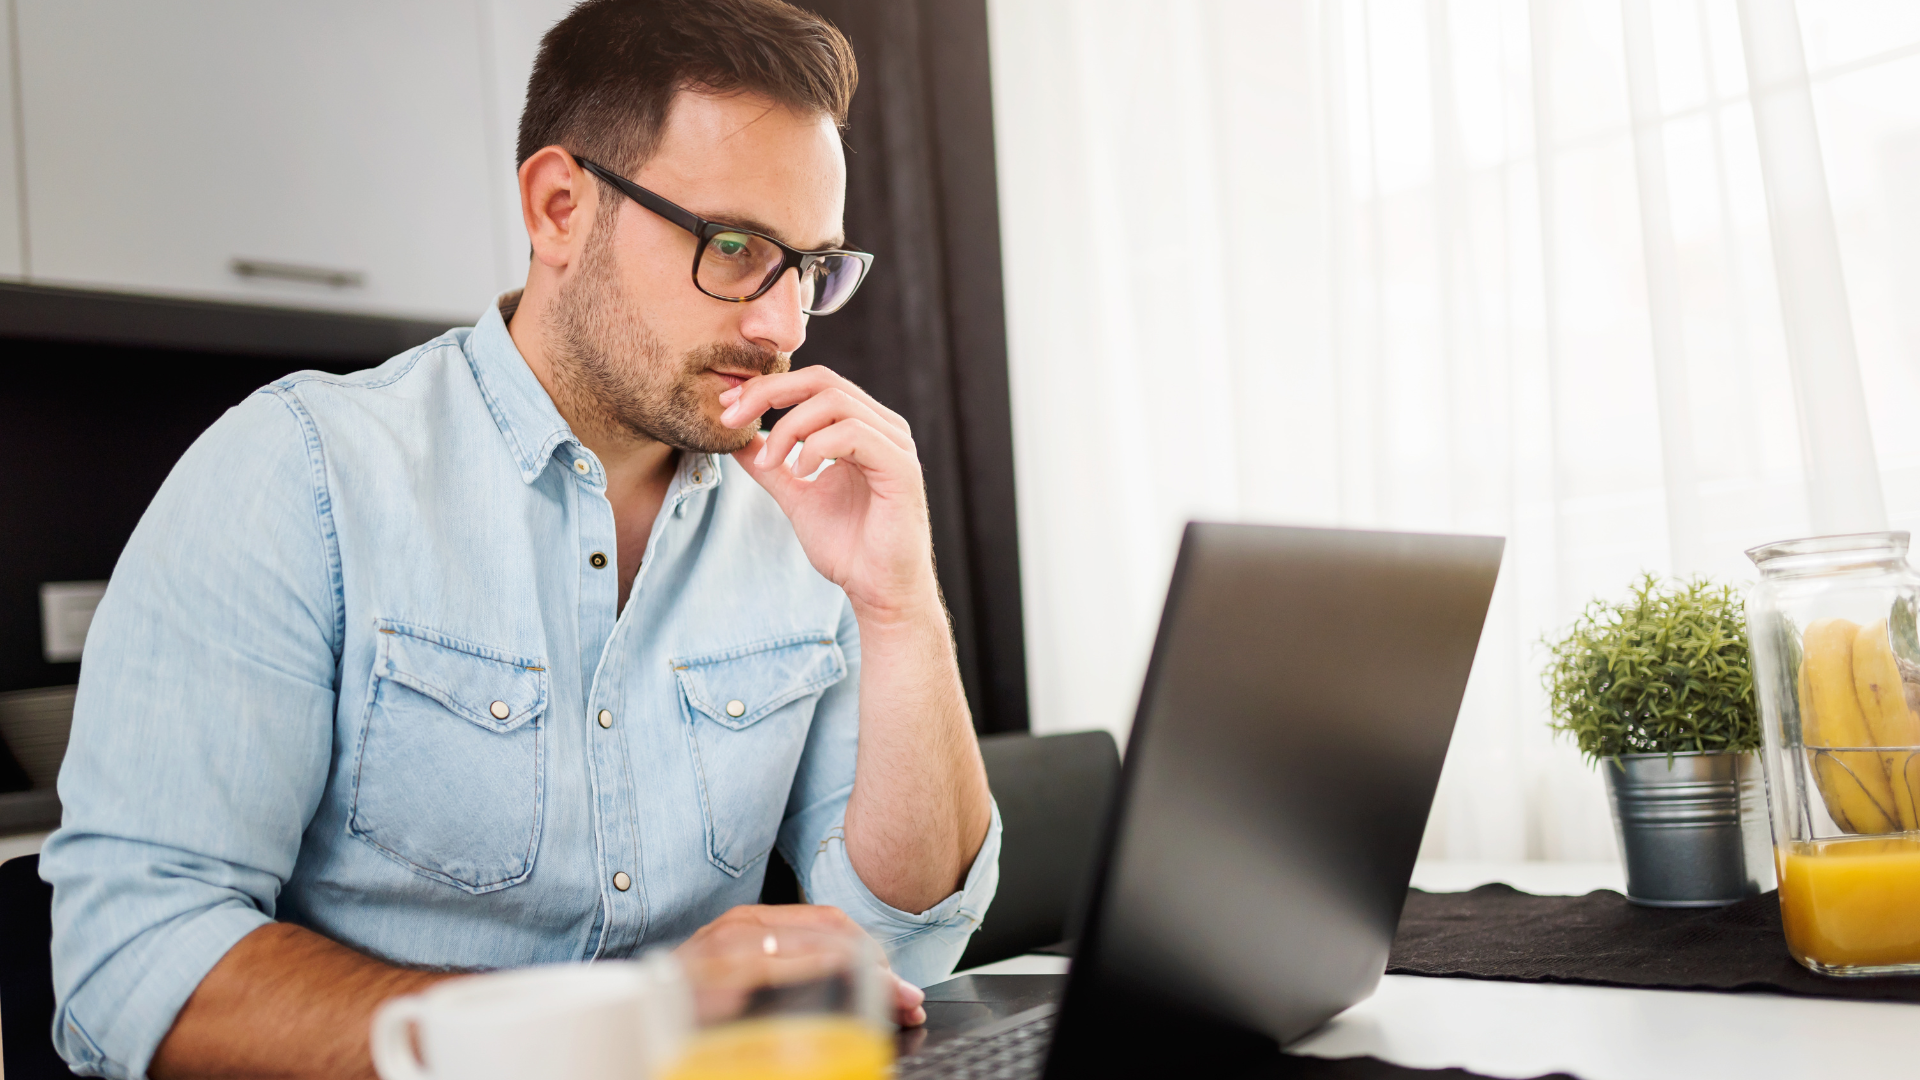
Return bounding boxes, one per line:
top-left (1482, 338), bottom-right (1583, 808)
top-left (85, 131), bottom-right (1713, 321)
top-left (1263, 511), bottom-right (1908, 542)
top-left (896, 975), bottom-right (927, 1027)
top-left (683, 903), bottom-right (921, 1025)
top-left (786, 419), bottom-right (914, 485)
top-left (738, 367), bottom-right (909, 434)
top-left (709, 903), bottom-right (861, 932)
top-left (720, 367), bottom-right (909, 441)
top-left (733, 434), bottom-right (805, 505)
top-left (756, 388), bottom-right (912, 471)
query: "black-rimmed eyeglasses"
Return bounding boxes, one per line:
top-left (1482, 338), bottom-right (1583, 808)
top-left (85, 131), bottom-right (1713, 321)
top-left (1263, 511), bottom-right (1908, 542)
top-left (575, 155), bottom-right (874, 316)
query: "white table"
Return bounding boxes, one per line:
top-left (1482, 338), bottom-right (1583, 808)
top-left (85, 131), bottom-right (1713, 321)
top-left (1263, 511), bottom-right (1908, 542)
top-left (957, 861), bottom-right (1916, 1080)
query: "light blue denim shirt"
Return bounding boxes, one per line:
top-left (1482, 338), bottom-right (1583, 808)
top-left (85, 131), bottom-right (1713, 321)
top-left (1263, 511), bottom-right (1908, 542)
top-left (39, 293), bottom-right (1000, 1079)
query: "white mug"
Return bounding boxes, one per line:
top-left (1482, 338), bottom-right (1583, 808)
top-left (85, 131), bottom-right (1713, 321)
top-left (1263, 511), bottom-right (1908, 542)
top-left (370, 955), bottom-right (691, 1080)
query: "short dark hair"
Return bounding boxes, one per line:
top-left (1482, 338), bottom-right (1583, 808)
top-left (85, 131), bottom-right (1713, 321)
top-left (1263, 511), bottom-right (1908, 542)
top-left (517, 0), bottom-right (858, 174)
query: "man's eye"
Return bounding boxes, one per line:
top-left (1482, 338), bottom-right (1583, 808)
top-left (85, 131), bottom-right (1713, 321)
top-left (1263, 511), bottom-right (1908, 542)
top-left (712, 233), bottom-right (752, 258)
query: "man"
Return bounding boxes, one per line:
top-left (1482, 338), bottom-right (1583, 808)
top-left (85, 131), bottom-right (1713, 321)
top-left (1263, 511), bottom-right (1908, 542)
top-left (39, 1), bottom-right (999, 1076)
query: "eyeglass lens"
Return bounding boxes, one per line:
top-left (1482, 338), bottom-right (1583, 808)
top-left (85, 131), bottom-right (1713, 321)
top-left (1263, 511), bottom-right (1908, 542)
top-left (697, 231), bottom-right (863, 315)
top-left (801, 254), bottom-right (864, 315)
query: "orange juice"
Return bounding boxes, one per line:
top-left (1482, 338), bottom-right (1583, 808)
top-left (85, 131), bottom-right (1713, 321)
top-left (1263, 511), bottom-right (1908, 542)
top-left (661, 1016), bottom-right (892, 1080)
top-left (1779, 835), bottom-right (1920, 970)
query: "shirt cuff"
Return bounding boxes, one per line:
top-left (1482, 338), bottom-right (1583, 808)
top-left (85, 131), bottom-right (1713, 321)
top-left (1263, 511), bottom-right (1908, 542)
top-left (802, 801), bottom-right (1002, 987)
top-left (54, 898), bottom-right (270, 1079)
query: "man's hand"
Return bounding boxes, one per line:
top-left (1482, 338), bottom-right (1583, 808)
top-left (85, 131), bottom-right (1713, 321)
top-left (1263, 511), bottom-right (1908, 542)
top-left (678, 905), bottom-right (927, 1027)
top-left (719, 366), bottom-right (993, 916)
top-left (719, 368), bottom-right (935, 622)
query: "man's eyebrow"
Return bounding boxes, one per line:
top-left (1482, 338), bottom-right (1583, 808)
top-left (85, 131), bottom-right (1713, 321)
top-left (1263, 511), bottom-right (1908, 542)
top-left (696, 209), bottom-right (845, 252)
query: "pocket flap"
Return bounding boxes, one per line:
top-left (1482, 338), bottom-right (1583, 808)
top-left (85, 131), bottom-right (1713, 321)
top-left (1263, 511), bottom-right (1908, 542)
top-left (672, 633), bottom-right (846, 730)
top-left (373, 621), bottom-right (548, 734)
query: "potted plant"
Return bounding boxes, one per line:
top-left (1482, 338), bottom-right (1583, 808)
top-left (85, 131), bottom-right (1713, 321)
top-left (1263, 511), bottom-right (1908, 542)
top-left (1544, 573), bottom-right (1769, 906)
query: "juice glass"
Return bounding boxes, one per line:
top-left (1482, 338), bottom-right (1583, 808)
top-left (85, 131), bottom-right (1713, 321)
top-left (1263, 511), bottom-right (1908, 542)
top-left (662, 923), bottom-right (894, 1080)
top-left (1748, 532), bottom-right (1920, 975)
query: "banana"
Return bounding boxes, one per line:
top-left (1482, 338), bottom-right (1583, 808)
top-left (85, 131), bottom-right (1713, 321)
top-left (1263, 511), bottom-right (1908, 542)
top-left (1801, 618), bottom-right (1901, 834)
top-left (1856, 619), bottom-right (1920, 830)
top-left (1801, 656), bottom-right (1893, 833)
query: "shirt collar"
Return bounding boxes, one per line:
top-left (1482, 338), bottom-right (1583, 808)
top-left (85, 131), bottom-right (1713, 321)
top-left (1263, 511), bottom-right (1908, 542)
top-left (669, 449), bottom-right (725, 509)
top-left (468, 290), bottom-right (574, 484)
top-left (467, 289), bottom-right (726, 495)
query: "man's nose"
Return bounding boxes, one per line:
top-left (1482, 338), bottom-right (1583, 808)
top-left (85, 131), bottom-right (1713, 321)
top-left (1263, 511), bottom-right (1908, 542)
top-left (740, 268), bottom-right (809, 355)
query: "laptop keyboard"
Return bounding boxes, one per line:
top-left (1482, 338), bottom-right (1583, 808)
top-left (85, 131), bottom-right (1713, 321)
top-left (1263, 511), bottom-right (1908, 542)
top-left (895, 1009), bottom-right (1056, 1080)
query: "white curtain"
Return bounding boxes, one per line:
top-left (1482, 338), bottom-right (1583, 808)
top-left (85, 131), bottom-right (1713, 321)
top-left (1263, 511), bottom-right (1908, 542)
top-left (987, 0), bottom-right (1920, 861)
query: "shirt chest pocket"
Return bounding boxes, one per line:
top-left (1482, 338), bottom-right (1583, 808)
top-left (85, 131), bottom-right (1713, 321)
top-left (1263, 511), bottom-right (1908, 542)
top-left (349, 622), bottom-right (549, 894)
top-left (674, 634), bottom-right (847, 877)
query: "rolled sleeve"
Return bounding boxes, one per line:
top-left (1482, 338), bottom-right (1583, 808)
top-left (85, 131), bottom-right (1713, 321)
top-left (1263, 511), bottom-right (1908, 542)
top-left (802, 802), bottom-right (1002, 987)
top-left (42, 846), bottom-right (272, 1078)
top-left (774, 600), bottom-right (1003, 986)
top-left (40, 390), bottom-right (342, 1078)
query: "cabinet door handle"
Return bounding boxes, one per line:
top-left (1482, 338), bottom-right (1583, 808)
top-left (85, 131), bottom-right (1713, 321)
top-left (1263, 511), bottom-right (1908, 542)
top-left (230, 258), bottom-right (366, 288)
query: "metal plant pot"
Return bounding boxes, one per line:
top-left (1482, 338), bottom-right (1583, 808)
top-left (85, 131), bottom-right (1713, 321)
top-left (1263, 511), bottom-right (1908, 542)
top-left (1604, 751), bottom-right (1773, 907)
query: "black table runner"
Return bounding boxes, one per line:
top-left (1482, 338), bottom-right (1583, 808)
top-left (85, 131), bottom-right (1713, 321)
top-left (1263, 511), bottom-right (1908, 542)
top-left (1240, 1061), bottom-right (1575, 1079)
top-left (1388, 883), bottom-right (1920, 1003)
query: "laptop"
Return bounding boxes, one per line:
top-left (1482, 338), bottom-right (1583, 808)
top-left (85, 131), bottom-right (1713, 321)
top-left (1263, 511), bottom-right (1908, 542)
top-left (897, 522), bottom-right (1503, 1078)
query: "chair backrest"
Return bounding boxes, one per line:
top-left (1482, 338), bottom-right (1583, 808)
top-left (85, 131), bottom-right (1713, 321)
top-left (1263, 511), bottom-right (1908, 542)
top-left (758, 848), bottom-right (802, 905)
top-left (955, 730), bottom-right (1122, 970)
top-left (1, 853), bottom-right (66, 1078)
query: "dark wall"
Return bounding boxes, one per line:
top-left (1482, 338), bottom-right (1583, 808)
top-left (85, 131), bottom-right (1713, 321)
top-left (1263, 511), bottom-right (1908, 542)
top-left (0, 341), bottom-right (327, 692)
top-left (0, 285), bottom-right (446, 693)
top-left (794, 0), bottom-right (1030, 734)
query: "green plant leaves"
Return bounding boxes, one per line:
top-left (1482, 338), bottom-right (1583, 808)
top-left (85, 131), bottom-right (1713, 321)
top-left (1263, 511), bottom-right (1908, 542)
top-left (1544, 572), bottom-right (1758, 763)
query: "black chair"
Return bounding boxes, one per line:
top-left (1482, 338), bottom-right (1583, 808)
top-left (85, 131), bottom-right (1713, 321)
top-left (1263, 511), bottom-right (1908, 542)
top-left (764, 730), bottom-right (1121, 968)
top-left (1, 853), bottom-right (68, 1078)
top-left (956, 730), bottom-right (1121, 970)
top-left (759, 847), bottom-right (803, 905)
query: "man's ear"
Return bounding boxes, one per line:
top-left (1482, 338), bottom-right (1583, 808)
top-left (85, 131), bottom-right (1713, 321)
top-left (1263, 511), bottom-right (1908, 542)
top-left (520, 146), bottom-right (593, 270)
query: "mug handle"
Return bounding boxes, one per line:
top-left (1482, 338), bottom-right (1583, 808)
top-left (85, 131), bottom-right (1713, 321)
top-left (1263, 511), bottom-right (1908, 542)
top-left (369, 994), bottom-right (433, 1080)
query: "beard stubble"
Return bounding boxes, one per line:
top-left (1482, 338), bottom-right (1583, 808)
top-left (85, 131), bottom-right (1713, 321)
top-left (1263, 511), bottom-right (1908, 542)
top-left (548, 208), bottom-right (789, 455)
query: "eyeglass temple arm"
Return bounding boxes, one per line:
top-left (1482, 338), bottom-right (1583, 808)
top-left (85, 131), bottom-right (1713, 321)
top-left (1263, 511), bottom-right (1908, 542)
top-left (574, 156), bottom-right (706, 235)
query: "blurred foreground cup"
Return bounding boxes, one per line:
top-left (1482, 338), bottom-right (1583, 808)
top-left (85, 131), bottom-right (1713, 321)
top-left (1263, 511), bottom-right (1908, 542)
top-left (370, 954), bottom-right (690, 1080)
top-left (663, 922), bottom-right (894, 1080)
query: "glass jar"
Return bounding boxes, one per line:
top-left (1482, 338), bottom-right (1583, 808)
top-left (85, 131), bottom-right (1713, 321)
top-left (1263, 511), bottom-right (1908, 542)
top-left (1747, 532), bottom-right (1920, 975)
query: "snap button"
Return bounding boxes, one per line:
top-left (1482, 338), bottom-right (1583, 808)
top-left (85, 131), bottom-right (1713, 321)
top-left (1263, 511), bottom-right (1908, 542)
top-left (589, 551), bottom-right (608, 569)
top-left (574, 459), bottom-right (590, 475)
top-left (488, 700), bottom-right (510, 720)
top-left (612, 871), bottom-right (632, 892)
top-left (597, 709), bottom-right (613, 729)
top-left (725, 699), bottom-right (746, 718)
top-left (692, 471), bottom-right (702, 483)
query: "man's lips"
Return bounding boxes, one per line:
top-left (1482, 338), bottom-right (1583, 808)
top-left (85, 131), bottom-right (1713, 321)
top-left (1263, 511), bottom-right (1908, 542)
top-left (710, 370), bottom-right (754, 390)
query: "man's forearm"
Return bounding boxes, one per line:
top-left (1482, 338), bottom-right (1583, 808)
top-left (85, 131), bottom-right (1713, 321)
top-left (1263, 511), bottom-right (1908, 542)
top-left (842, 590), bottom-right (995, 914)
top-left (151, 922), bottom-right (452, 1080)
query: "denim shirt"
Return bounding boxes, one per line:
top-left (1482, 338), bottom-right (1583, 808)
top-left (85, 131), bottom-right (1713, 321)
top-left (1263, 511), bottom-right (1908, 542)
top-left (39, 294), bottom-right (1001, 1079)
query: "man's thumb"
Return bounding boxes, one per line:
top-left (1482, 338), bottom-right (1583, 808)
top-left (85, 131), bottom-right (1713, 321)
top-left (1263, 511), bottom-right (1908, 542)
top-left (732, 435), bottom-right (799, 506)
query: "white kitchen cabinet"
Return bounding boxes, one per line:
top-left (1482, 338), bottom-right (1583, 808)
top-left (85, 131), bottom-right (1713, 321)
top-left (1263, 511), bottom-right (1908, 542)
top-left (0, 3), bottom-right (24, 280)
top-left (479, 0), bottom-right (578, 284)
top-left (15, 2), bottom-right (508, 321)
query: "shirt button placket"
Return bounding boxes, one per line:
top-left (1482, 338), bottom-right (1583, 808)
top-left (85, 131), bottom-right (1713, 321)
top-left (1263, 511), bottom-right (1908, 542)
top-left (573, 444), bottom-right (637, 952)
